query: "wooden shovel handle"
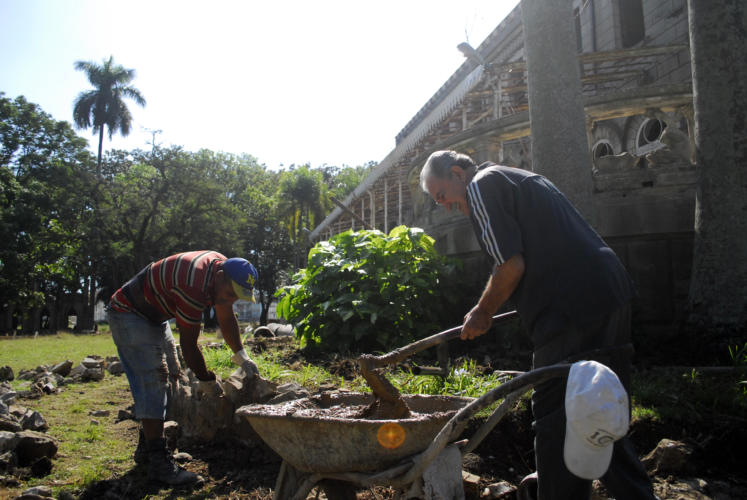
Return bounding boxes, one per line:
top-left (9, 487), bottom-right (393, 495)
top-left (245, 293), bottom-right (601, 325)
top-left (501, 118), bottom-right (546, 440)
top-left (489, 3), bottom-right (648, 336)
top-left (365, 310), bottom-right (518, 368)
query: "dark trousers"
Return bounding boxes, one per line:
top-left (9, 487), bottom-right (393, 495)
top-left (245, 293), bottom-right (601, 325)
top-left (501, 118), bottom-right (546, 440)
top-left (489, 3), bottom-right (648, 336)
top-left (530, 304), bottom-right (657, 500)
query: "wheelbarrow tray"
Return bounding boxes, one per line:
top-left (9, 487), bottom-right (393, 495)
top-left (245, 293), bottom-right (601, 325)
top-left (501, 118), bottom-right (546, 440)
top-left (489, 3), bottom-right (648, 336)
top-left (236, 392), bottom-right (473, 473)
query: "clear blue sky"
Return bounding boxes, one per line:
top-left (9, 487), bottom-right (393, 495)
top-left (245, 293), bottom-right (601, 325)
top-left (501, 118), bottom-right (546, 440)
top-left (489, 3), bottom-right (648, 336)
top-left (0, 0), bottom-right (518, 170)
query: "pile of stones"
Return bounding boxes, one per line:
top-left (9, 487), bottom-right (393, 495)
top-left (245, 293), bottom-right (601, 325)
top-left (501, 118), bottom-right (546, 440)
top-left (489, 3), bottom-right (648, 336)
top-left (0, 356), bottom-right (125, 489)
top-left (7, 355), bottom-right (124, 399)
top-left (0, 383), bottom-right (57, 487)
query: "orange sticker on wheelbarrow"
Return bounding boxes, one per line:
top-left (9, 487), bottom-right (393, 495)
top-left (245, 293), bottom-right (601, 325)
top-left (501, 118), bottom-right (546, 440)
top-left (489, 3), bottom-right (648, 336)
top-left (377, 422), bottom-right (406, 449)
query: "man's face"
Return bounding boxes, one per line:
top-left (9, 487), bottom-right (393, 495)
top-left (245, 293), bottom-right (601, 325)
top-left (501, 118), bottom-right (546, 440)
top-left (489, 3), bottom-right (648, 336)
top-left (214, 271), bottom-right (239, 305)
top-left (424, 167), bottom-right (470, 216)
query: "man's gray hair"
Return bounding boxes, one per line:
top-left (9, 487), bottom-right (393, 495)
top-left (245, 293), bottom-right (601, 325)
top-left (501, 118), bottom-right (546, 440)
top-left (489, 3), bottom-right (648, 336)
top-left (419, 150), bottom-right (477, 191)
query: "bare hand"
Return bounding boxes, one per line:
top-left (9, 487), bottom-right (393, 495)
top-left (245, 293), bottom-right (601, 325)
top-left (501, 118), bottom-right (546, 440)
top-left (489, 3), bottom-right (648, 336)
top-left (461, 305), bottom-right (493, 340)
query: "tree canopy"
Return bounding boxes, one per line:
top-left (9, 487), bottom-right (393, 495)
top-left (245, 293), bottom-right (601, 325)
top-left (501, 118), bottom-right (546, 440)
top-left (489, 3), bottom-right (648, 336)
top-left (1, 92), bottom-right (374, 330)
top-left (0, 93), bottom-right (95, 314)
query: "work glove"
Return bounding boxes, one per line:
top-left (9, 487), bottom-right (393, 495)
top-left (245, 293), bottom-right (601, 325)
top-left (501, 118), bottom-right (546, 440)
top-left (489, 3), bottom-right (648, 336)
top-left (231, 349), bottom-right (259, 379)
top-left (194, 371), bottom-right (224, 400)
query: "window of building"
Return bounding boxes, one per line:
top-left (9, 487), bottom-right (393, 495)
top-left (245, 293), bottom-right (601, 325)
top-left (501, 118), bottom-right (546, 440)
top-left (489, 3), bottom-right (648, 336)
top-left (636, 118), bottom-right (666, 154)
top-left (619, 0), bottom-right (645, 47)
top-left (593, 141), bottom-right (615, 159)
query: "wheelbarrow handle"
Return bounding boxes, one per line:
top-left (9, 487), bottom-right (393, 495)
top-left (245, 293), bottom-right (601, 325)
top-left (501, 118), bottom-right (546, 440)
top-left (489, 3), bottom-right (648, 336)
top-left (362, 310), bottom-right (518, 369)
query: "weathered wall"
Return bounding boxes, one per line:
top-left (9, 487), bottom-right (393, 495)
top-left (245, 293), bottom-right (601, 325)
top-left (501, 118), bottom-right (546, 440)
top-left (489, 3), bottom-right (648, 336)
top-left (311, 0), bottom-right (697, 336)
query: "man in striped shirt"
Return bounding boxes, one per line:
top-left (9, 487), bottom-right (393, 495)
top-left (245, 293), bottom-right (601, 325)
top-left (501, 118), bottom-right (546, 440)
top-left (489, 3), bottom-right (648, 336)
top-left (420, 151), bottom-right (656, 500)
top-left (108, 250), bottom-right (260, 485)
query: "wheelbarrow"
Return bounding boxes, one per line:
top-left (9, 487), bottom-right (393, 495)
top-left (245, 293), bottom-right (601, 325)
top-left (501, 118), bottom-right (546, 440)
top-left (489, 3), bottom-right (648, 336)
top-left (235, 312), bottom-right (572, 499)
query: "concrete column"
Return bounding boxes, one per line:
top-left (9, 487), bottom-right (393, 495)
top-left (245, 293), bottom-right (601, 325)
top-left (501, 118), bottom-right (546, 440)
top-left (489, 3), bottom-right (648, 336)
top-left (398, 180), bottom-right (402, 226)
top-left (520, 0), bottom-right (594, 222)
top-left (384, 178), bottom-right (388, 234)
top-left (686, 0), bottom-right (747, 328)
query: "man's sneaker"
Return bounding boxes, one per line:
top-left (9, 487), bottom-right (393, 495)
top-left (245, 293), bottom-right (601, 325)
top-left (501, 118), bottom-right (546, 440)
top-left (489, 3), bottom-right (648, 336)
top-left (147, 438), bottom-right (201, 486)
top-left (133, 427), bottom-right (148, 465)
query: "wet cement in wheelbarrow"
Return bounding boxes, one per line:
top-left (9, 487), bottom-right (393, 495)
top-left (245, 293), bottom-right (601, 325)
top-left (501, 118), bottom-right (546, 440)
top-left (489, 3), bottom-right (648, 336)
top-left (253, 392), bottom-right (451, 421)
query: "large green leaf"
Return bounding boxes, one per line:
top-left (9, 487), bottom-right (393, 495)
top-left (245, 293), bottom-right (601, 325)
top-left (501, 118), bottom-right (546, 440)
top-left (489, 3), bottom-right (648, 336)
top-left (276, 225), bottom-right (462, 353)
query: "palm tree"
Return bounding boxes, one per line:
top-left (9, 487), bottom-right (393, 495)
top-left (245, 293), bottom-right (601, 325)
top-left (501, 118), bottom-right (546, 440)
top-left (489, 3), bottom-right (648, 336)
top-left (73, 56), bottom-right (146, 176)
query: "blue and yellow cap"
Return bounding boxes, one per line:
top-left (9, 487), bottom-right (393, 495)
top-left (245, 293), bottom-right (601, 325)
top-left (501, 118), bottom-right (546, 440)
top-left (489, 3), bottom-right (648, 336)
top-left (223, 258), bottom-right (258, 303)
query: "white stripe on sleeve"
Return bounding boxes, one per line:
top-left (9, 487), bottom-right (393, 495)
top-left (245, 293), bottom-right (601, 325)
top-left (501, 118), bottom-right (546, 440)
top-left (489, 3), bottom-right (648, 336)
top-left (467, 182), bottom-right (505, 265)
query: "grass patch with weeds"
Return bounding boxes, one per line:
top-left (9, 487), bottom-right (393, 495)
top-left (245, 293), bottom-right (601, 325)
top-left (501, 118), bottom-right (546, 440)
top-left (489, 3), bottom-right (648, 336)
top-left (8, 375), bottom-right (136, 498)
top-left (4, 331), bottom-right (747, 499)
top-left (0, 331), bottom-right (119, 375)
top-left (631, 367), bottom-right (747, 426)
top-left (205, 343), bottom-right (350, 389)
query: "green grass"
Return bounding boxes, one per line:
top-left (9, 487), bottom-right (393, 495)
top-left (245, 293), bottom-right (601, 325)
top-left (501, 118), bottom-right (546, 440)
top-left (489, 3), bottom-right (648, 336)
top-left (202, 341), bottom-right (747, 429)
top-left (5, 331), bottom-right (747, 498)
top-left (204, 343), bottom-right (350, 389)
top-left (202, 344), bottom-right (518, 419)
top-left (9, 375), bottom-right (136, 499)
top-left (631, 367), bottom-right (747, 426)
top-left (391, 359), bottom-right (508, 398)
top-left (0, 331), bottom-right (119, 374)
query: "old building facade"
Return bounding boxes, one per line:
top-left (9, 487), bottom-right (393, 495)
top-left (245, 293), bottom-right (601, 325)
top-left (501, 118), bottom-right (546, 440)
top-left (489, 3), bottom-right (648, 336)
top-left (310, 0), bottom-right (695, 331)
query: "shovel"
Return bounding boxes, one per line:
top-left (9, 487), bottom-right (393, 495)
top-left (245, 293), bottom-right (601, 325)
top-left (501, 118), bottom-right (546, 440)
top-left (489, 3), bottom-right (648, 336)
top-left (357, 310), bottom-right (518, 419)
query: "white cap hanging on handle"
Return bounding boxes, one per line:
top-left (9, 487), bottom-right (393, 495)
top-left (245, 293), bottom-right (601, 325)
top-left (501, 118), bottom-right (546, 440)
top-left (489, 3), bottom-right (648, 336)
top-left (563, 360), bottom-right (629, 480)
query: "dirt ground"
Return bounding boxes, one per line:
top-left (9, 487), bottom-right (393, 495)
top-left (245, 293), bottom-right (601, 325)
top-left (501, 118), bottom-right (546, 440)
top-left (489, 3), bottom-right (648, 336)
top-left (73, 393), bottom-right (747, 500)
top-left (68, 339), bottom-right (747, 500)
top-left (10, 336), bottom-right (745, 499)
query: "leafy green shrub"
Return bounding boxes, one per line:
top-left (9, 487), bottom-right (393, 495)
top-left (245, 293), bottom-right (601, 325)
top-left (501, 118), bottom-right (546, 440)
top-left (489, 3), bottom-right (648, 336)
top-left (276, 226), bottom-right (461, 353)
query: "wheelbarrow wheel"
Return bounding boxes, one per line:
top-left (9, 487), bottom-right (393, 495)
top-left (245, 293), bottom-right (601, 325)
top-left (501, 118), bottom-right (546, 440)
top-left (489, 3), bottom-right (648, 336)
top-left (318, 479), bottom-right (357, 500)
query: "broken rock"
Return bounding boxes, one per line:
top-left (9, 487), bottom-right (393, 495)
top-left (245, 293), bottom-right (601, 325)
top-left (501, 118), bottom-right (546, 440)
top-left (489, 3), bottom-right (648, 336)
top-left (0, 383), bottom-right (16, 405)
top-left (0, 450), bottom-right (18, 473)
top-left (0, 431), bottom-right (20, 453)
top-left (163, 420), bottom-right (180, 450)
top-left (166, 379), bottom-right (234, 442)
top-left (266, 382), bottom-right (309, 405)
top-left (117, 407), bottom-right (135, 421)
top-left (29, 455), bottom-right (53, 477)
top-left (14, 430), bottom-right (58, 466)
top-left (20, 485), bottom-right (53, 497)
top-left (107, 361), bottom-right (124, 375)
top-left (20, 410), bottom-right (48, 432)
top-left (0, 416), bottom-right (21, 433)
top-left (481, 481), bottom-right (517, 499)
top-left (462, 470), bottom-right (481, 497)
top-left (81, 356), bottom-right (102, 369)
top-left (642, 438), bottom-right (695, 475)
top-left (50, 360), bottom-right (73, 377)
top-left (222, 370), bottom-right (277, 407)
top-left (81, 366), bottom-right (105, 382)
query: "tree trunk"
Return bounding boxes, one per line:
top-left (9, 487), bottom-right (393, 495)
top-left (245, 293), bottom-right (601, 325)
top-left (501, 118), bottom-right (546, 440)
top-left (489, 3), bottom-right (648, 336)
top-left (97, 124), bottom-right (104, 177)
top-left (520, 0), bottom-right (595, 223)
top-left (686, 0), bottom-right (747, 331)
top-left (259, 298), bottom-right (269, 326)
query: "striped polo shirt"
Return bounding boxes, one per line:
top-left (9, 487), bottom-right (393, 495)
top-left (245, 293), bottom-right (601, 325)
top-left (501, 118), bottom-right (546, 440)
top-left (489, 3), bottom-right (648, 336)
top-left (109, 250), bottom-right (226, 329)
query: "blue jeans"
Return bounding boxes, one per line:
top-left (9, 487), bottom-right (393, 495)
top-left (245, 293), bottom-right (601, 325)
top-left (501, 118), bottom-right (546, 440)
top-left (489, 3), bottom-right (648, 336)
top-left (107, 310), bottom-right (180, 420)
